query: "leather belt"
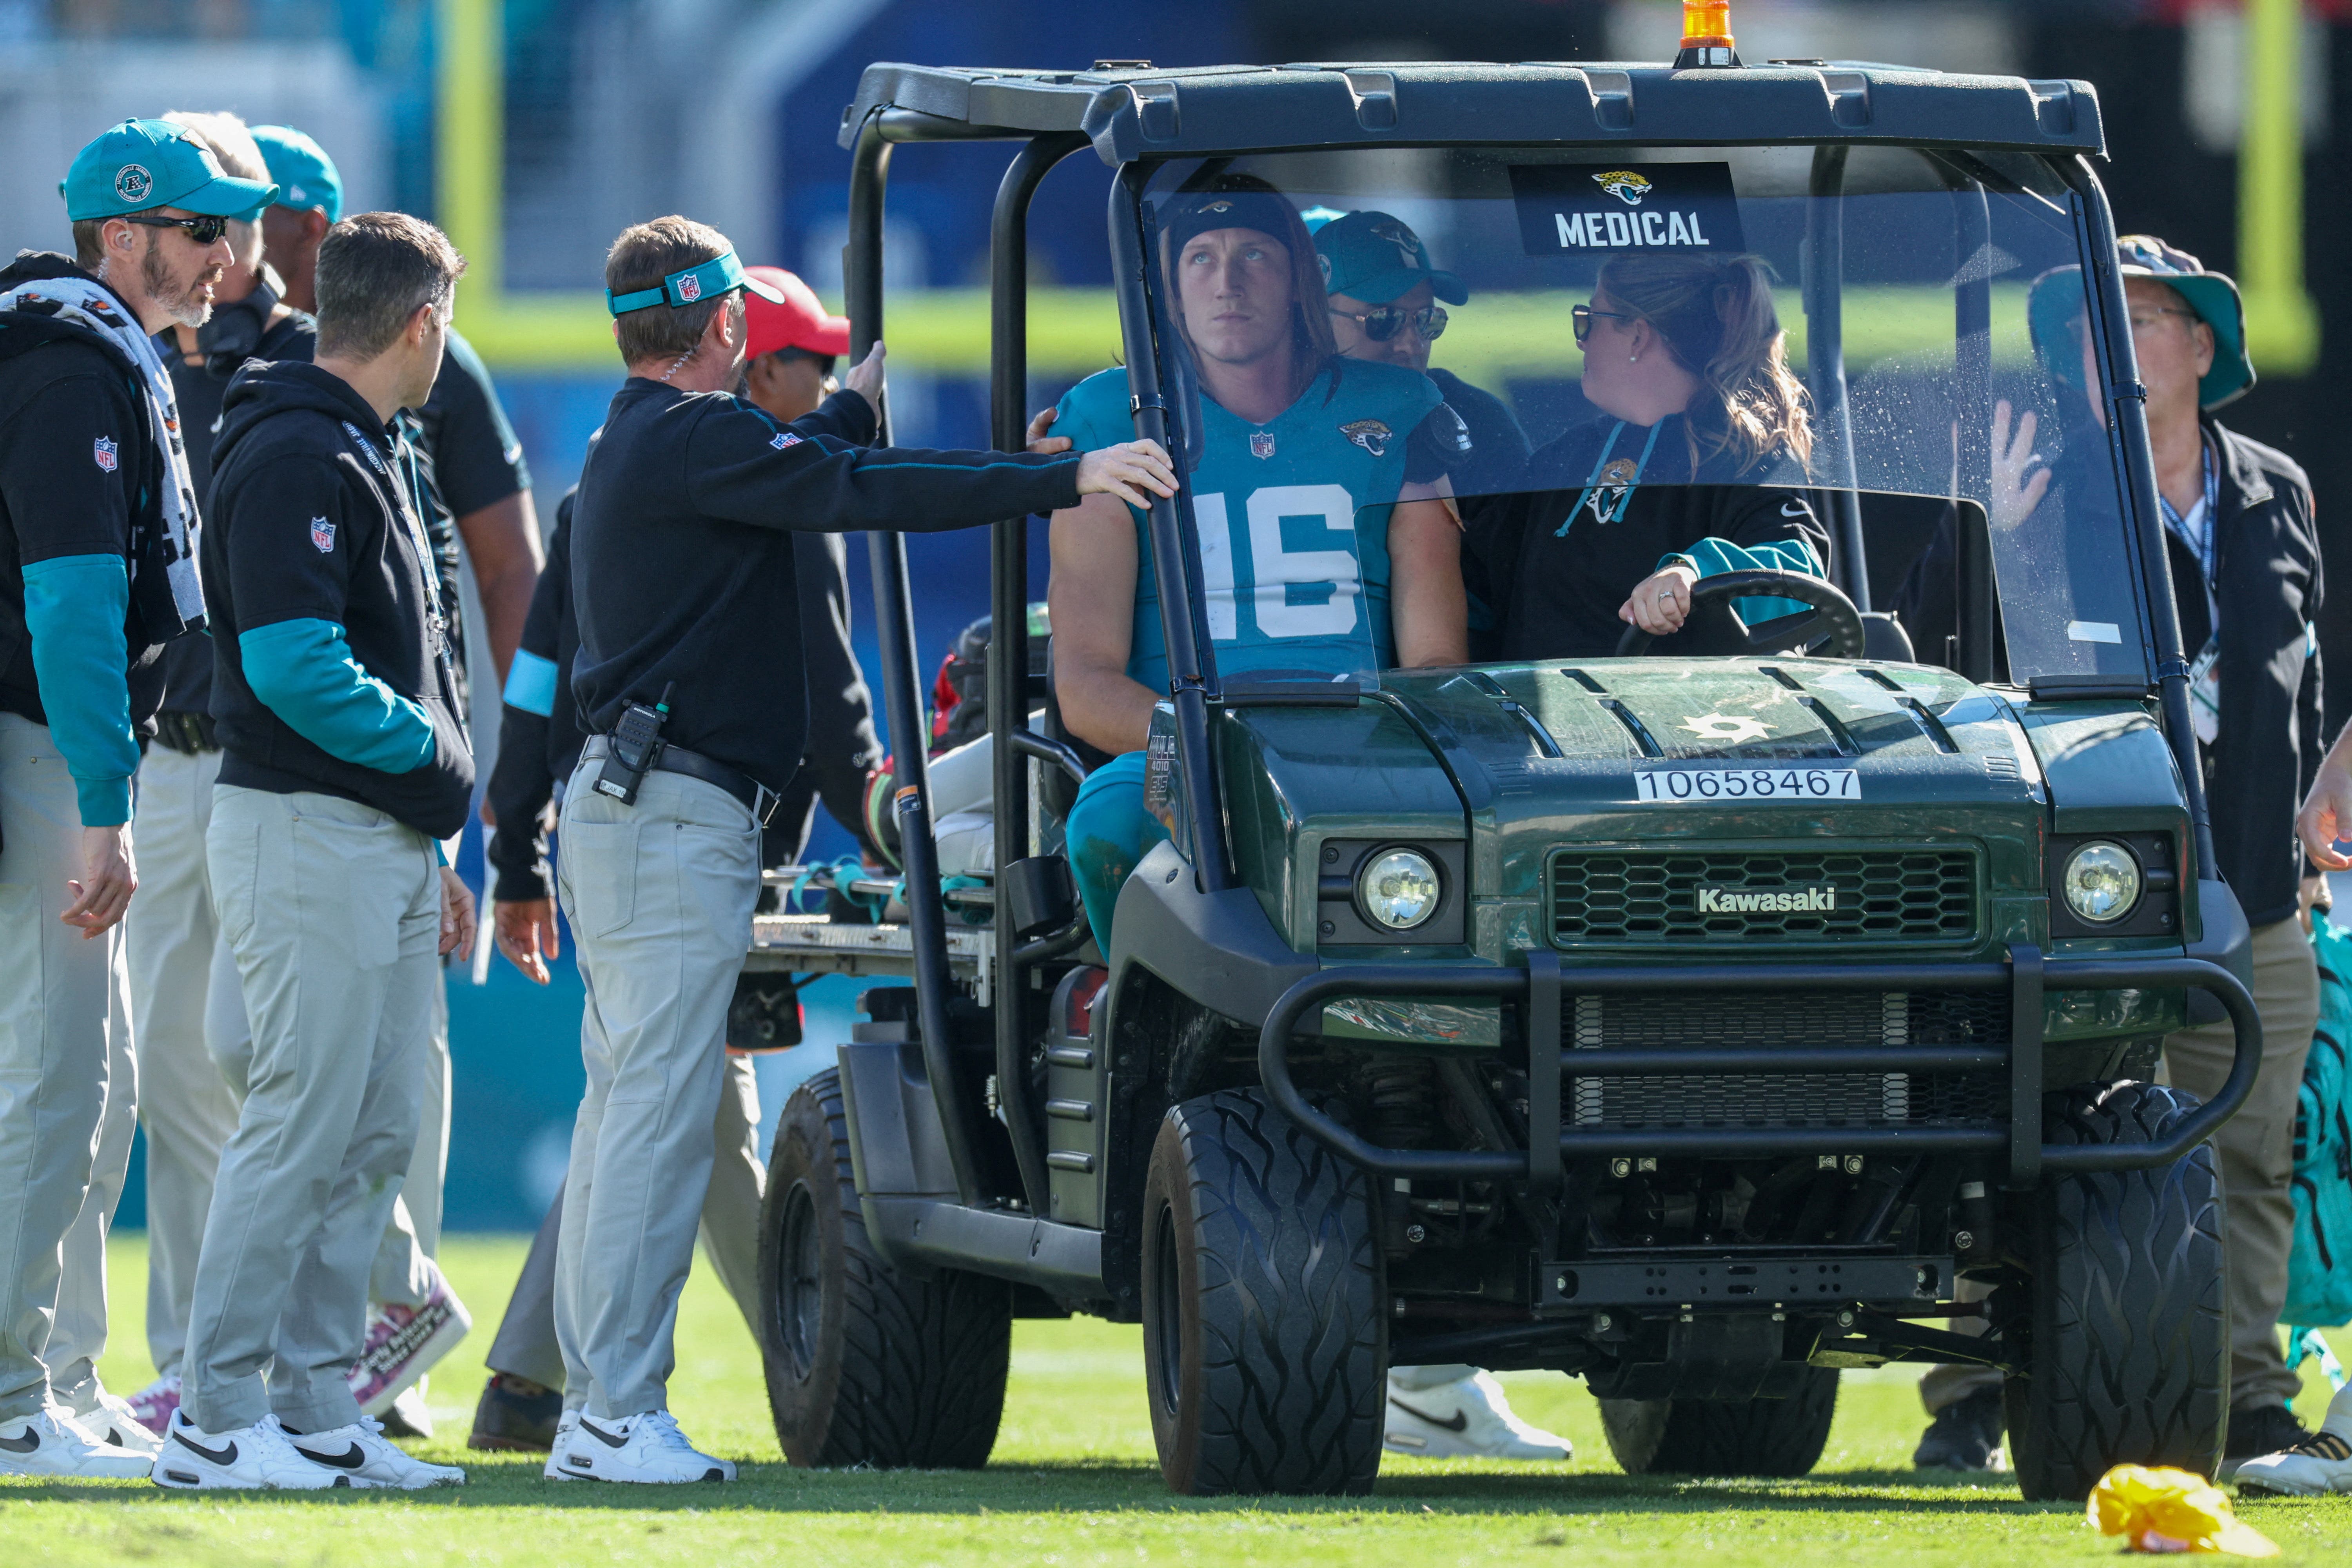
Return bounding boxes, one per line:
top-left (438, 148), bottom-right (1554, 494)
top-left (152, 710), bottom-right (219, 755)
top-left (581, 735), bottom-right (775, 822)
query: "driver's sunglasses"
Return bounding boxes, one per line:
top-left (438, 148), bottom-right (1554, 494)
top-left (1572, 303), bottom-right (1641, 345)
top-left (1330, 303), bottom-right (1448, 343)
top-left (123, 213), bottom-right (230, 246)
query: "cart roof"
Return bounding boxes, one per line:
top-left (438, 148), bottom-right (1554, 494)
top-left (839, 60), bottom-right (2103, 163)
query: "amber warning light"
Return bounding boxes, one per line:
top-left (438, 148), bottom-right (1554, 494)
top-left (1677, 0), bottom-right (1742, 68)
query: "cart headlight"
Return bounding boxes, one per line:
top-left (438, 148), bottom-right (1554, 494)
top-left (1360, 848), bottom-right (1442, 931)
top-left (2062, 841), bottom-right (2142, 925)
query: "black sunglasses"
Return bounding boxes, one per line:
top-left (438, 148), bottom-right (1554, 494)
top-left (1571, 302), bottom-right (1641, 345)
top-left (1329, 303), bottom-right (1448, 343)
top-left (123, 213), bottom-right (230, 246)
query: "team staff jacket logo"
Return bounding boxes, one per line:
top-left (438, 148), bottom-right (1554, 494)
top-left (1508, 161), bottom-right (1747, 256)
top-left (1051, 359), bottom-right (1443, 688)
top-left (93, 435), bottom-right (118, 472)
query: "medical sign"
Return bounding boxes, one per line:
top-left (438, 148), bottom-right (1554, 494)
top-left (1508, 162), bottom-right (1745, 257)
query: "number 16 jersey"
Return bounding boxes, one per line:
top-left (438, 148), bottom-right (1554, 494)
top-left (1051, 358), bottom-right (1441, 693)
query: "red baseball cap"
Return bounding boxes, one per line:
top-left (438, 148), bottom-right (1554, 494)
top-left (744, 266), bottom-right (851, 359)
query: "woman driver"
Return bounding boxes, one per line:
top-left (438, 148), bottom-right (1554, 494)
top-left (1464, 252), bottom-right (1831, 658)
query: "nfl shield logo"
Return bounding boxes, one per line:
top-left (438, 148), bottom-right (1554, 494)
top-left (310, 517), bottom-right (336, 553)
top-left (1249, 431), bottom-right (1276, 460)
top-left (93, 436), bottom-right (118, 473)
top-left (677, 273), bottom-right (702, 302)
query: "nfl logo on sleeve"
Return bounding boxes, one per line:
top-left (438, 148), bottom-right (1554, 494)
top-left (310, 517), bottom-right (336, 552)
top-left (93, 436), bottom-right (118, 473)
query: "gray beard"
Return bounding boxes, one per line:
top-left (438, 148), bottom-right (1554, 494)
top-left (141, 234), bottom-right (214, 330)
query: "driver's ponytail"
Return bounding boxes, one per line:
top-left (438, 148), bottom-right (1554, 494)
top-left (1597, 252), bottom-right (1813, 475)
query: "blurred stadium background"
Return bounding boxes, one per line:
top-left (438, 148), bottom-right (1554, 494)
top-left (9, 0), bottom-right (2343, 1230)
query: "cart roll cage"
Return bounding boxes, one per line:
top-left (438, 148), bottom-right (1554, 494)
top-left (1259, 951), bottom-right (2262, 1187)
top-left (840, 61), bottom-right (2216, 1221)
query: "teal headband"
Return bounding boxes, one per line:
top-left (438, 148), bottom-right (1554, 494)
top-left (605, 248), bottom-right (784, 316)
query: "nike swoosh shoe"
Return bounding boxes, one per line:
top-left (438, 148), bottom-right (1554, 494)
top-left (150, 1411), bottom-right (350, 1490)
top-left (0, 1406), bottom-right (155, 1479)
top-left (1382, 1369), bottom-right (1573, 1461)
top-left (349, 1259), bottom-right (473, 1417)
top-left (543, 1410), bottom-right (583, 1481)
top-left (125, 1374), bottom-right (181, 1437)
top-left (555, 1410), bottom-right (736, 1484)
top-left (70, 1385), bottom-right (166, 1458)
top-left (287, 1415), bottom-right (464, 1489)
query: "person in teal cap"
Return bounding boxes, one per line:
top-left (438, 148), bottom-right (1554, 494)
top-left (1910, 236), bottom-right (2326, 1475)
top-left (248, 124), bottom-right (341, 315)
top-left (0, 117), bottom-right (269, 1479)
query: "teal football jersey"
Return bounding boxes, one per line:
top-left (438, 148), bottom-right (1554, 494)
top-left (1053, 359), bottom-right (1441, 692)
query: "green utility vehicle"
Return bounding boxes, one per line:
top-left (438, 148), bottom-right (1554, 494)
top-left (743, 40), bottom-right (2259, 1503)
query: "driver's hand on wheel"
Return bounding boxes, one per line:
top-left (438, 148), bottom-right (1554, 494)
top-left (1620, 563), bottom-right (1701, 637)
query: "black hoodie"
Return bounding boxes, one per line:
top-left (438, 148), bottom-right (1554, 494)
top-left (203, 359), bottom-right (473, 838)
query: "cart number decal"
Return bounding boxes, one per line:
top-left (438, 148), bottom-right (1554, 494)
top-left (1634, 768), bottom-right (1861, 801)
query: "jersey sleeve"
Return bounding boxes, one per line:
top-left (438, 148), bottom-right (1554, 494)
top-left (0, 371), bottom-right (138, 563)
top-left (1049, 368), bottom-right (1128, 455)
top-left (220, 453), bottom-right (358, 629)
top-left (423, 331), bottom-right (530, 517)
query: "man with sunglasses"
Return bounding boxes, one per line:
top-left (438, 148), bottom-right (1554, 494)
top-left (1310, 208), bottom-right (1530, 502)
top-left (0, 118), bottom-right (271, 1478)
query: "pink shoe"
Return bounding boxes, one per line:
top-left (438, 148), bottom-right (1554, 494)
top-left (126, 1374), bottom-right (181, 1437)
top-left (347, 1262), bottom-right (473, 1417)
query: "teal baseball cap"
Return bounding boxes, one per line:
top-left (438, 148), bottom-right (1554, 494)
top-left (1309, 209), bottom-right (1467, 307)
top-left (62, 118), bottom-right (277, 221)
top-left (249, 124), bottom-right (341, 221)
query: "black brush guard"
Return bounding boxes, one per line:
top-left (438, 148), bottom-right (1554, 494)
top-left (1259, 947), bottom-right (2258, 1188)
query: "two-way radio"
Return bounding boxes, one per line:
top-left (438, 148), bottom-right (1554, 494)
top-left (593, 681), bottom-right (675, 805)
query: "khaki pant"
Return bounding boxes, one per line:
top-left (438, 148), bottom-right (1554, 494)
top-left (49, 949), bottom-right (135, 1413)
top-left (486, 1053), bottom-right (764, 1392)
top-left (2165, 913), bottom-right (2318, 1411)
top-left (0, 714), bottom-right (129, 1422)
top-left (120, 744), bottom-right (241, 1379)
top-left (182, 787), bottom-right (441, 1433)
top-left (553, 763), bottom-right (759, 1420)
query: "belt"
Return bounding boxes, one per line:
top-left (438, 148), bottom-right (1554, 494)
top-left (152, 710), bottom-right (219, 755)
top-left (581, 735), bottom-right (776, 822)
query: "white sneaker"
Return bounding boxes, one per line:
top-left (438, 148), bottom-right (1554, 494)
top-left (542, 1410), bottom-right (581, 1481)
top-left (286, 1416), bottom-right (465, 1489)
top-left (551, 1410), bottom-right (736, 1484)
top-left (1384, 1369), bottom-right (1573, 1461)
top-left (150, 1411), bottom-right (351, 1490)
top-left (2236, 1424), bottom-right (2352, 1497)
top-left (70, 1386), bottom-right (165, 1458)
top-left (0, 1406), bottom-right (154, 1478)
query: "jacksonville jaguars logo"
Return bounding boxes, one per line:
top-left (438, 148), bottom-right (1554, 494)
top-left (1368, 220), bottom-right (1423, 270)
top-left (1593, 171), bottom-right (1653, 207)
top-left (1339, 419), bottom-right (1392, 457)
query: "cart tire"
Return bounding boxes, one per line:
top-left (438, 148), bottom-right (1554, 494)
top-left (757, 1068), bottom-right (1011, 1468)
top-left (2005, 1081), bottom-right (2226, 1502)
top-left (1141, 1089), bottom-right (1386, 1495)
top-left (1597, 1367), bottom-right (1840, 1477)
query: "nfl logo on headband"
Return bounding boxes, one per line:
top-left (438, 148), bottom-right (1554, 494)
top-left (677, 274), bottom-right (701, 303)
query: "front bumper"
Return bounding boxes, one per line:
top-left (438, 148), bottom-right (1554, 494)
top-left (1259, 947), bottom-right (2258, 1185)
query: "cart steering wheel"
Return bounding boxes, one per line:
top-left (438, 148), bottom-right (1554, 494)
top-left (1613, 569), bottom-right (1867, 660)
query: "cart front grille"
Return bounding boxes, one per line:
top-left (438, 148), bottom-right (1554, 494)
top-left (1565, 989), bottom-right (2007, 1131)
top-left (1550, 846), bottom-right (1978, 949)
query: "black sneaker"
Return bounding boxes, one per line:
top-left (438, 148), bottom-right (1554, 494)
top-left (468, 1375), bottom-right (564, 1452)
top-left (1913, 1386), bottom-right (2005, 1471)
top-left (2226, 1401), bottom-right (2314, 1461)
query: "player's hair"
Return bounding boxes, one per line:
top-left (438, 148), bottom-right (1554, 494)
top-left (162, 111), bottom-right (270, 272)
top-left (1597, 251), bottom-right (1813, 474)
top-left (606, 216), bottom-right (744, 367)
top-left (314, 212), bottom-right (465, 361)
top-left (1159, 174), bottom-right (1336, 403)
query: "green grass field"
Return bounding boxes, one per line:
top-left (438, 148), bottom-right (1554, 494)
top-left (3, 1234), bottom-right (2344, 1566)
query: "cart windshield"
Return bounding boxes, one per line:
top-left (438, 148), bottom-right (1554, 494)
top-left (1133, 145), bottom-right (2146, 684)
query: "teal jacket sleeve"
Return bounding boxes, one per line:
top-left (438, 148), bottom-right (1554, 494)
top-left (20, 554), bottom-right (136, 826)
top-left (239, 618), bottom-right (436, 774)
top-left (1659, 536), bottom-right (1827, 625)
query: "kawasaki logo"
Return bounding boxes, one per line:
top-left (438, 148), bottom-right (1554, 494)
top-left (1697, 883), bottom-right (1839, 915)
